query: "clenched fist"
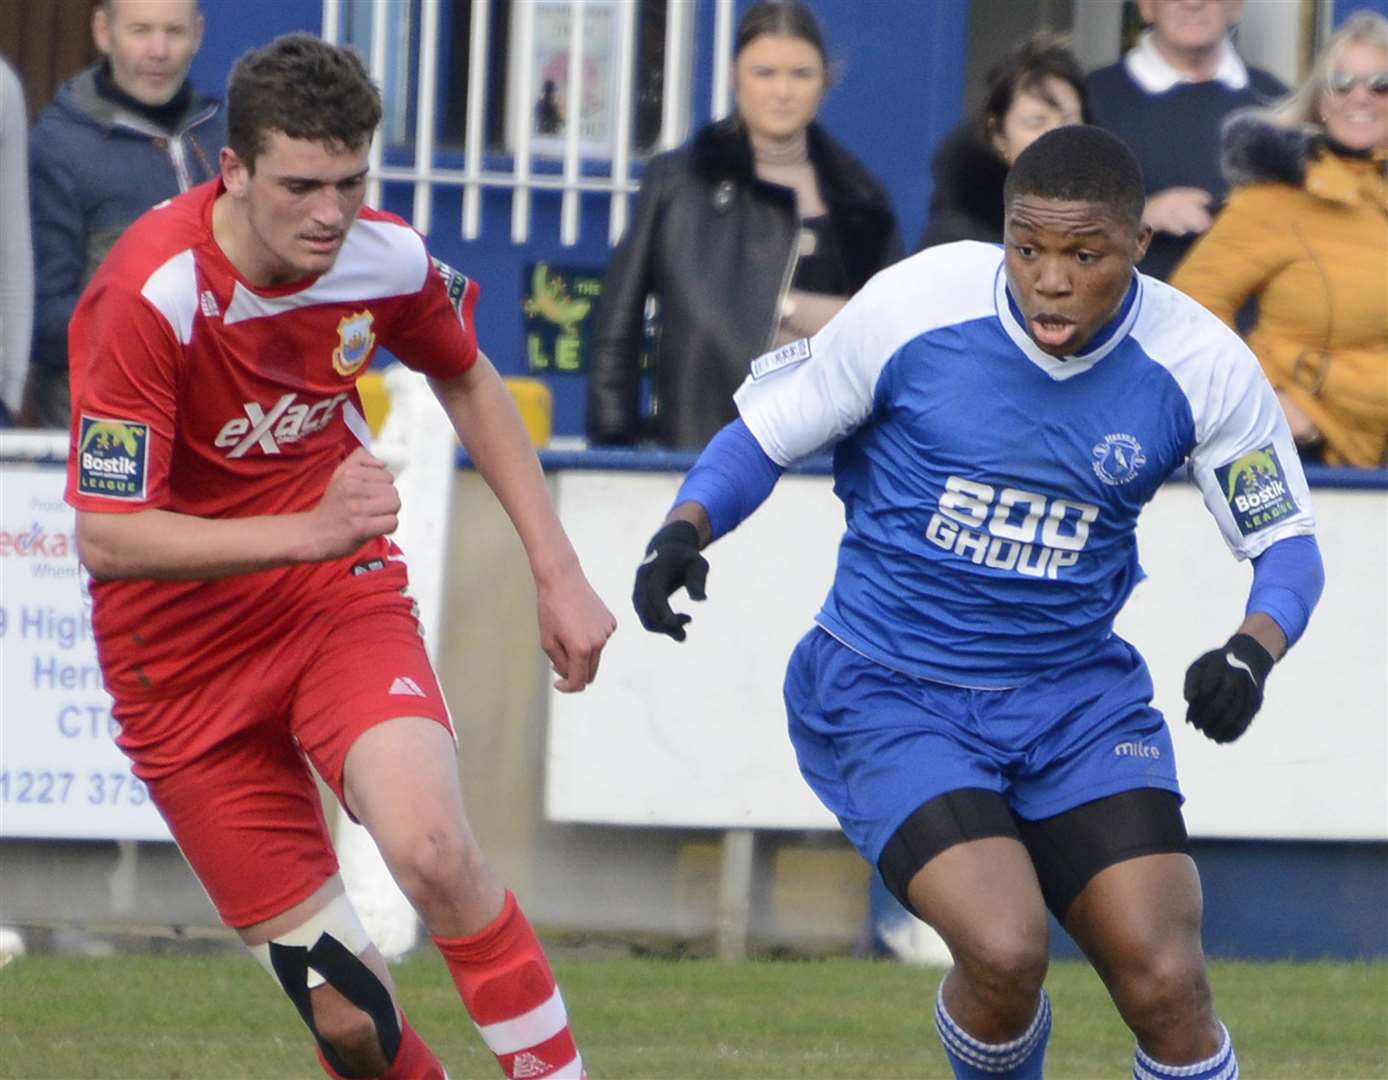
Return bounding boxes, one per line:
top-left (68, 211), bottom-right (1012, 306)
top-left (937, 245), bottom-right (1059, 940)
top-left (309, 447), bottom-right (401, 560)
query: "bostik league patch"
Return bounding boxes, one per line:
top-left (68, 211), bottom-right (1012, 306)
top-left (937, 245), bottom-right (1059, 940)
top-left (1215, 444), bottom-right (1299, 535)
top-left (76, 416), bottom-right (149, 500)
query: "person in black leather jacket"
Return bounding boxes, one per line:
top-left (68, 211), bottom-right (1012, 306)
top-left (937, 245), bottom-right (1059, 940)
top-left (586, 0), bottom-right (900, 450)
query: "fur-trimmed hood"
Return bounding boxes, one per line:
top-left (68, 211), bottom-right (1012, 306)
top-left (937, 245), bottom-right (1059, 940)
top-left (1221, 110), bottom-right (1320, 187)
top-left (1222, 109), bottom-right (1386, 199)
top-left (687, 117), bottom-right (895, 219)
top-left (916, 122), bottom-right (1009, 249)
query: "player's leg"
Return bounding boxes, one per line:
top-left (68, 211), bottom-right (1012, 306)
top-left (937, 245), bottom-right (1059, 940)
top-left (340, 716), bottom-right (584, 1079)
top-left (1007, 637), bottom-right (1235, 1077)
top-left (239, 877), bottom-right (445, 1080)
top-left (784, 628), bottom-right (1052, 1080)
top-left (291, 592), bottom-right (583, 1079)
top-left (883, 800), bottom-right (1054, 1079)
top-left (122, 683), bottom-right (443, 1079)
top-left (1020, 791), bottom-right (1234, 1077)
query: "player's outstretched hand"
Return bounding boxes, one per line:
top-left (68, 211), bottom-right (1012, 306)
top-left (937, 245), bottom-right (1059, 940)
top-left (309, 447), bottom-right (402, 560)
top-left (632, 521), bottom-right (708, 642)
top-left (1183, 633), bottom-right (1274, 744)
top-left (537, 565), bottom-right (617, 693)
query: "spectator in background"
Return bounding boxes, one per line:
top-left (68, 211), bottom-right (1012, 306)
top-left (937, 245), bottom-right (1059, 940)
top-left (1088, 0), bottom-right (1285, 281)
top-left (918, 34), bottom-right (1090, 250)
top-left (25, 0), bottom-right (224, 428)
top-left (1174, 11), bottom-right (1388, 468)
top-left (0, 55), bottom-right (32, 426)
top-left (587, 0), bottom-right (901, 451)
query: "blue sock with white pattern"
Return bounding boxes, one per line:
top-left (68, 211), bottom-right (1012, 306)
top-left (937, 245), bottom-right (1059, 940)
top-left (935, 983), bottom-right (1051, 1078)
top-left (1133, 1024), bottom-right (1238, 1080)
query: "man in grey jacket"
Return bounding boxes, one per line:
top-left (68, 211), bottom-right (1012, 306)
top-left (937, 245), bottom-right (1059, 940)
top-left (0, 54), bottom-right (32, 426)
top-left (26, 0), bottom-right (224, 428)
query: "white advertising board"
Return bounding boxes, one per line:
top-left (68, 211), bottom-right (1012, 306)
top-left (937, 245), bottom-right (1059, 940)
top-left (547, 471), bottom-right (1388, 841)
top-left (0, 465), bottom-right (171, 841)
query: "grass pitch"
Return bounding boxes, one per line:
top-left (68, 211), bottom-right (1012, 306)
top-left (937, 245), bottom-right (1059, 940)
top-left (2, 950), bottom-right (1385, 1078)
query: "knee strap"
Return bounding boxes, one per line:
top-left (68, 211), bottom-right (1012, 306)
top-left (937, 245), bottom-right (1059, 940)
top-left (248, 894), bottom-right (401, 1078)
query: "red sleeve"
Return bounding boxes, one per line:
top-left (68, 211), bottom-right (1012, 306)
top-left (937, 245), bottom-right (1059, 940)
top-left (381, 255), bottom-right (481, 381)
top-left (65, 281), bottom-right (181, 513)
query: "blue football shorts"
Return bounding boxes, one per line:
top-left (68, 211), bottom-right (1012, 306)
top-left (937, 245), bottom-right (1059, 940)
top-left (784, 626), bottom-right (1182, 867)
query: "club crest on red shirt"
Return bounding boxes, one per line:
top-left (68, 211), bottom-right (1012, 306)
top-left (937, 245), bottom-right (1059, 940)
top-left (332, 309), bottom-right (377, 376)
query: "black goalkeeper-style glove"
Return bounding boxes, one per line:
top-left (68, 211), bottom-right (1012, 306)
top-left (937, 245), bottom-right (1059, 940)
top-left (632, 521), bottom-right (709, 642)
top-left (1183, 633), bottom-right (1275, 744)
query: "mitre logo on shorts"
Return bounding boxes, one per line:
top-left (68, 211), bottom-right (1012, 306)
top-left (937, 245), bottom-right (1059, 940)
top-left (215, 392), bottom-right (351, 457)
top-left (332, 310), bottom-right (377, 376)
top-left (1215, 444), bottom-right (1299, 536)
top-left (76, 416), bottom-right (149, 500)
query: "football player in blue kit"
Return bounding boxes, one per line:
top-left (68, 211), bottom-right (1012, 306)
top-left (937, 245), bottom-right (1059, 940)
top-left (632, 126), bottom-right (1323, 1080)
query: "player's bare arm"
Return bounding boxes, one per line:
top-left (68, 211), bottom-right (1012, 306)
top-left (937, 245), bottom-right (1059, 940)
top-left (429, 352), bottom-right (615, 691)
top-left (74, 446), bottom-right (399, 581)
top-left (665, 499), bottom-right (713, 545)
top-left (1235, 611), bottom-right (1287, 662)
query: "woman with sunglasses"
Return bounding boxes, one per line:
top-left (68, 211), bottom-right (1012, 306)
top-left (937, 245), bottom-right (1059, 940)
top-left (1173, 11), bottom-right (1388, 467)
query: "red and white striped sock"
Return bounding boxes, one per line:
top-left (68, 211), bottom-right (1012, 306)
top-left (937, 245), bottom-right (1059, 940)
top-left (433, 891), bottom-right (584, 1079)
top-left (313, 1014), bottom-right (448, 1079)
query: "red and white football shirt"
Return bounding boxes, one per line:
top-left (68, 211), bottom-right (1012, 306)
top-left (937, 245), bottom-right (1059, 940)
top-left (66, 179), bottom-right (479, 698)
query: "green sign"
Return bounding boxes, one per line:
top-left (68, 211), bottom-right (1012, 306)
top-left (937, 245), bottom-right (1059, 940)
top-left (522, 262), bottom-right (602, 374)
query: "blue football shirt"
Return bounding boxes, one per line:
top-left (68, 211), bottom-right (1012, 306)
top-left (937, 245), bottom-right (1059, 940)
top-left (733, 242), bottom-right (1315, 688)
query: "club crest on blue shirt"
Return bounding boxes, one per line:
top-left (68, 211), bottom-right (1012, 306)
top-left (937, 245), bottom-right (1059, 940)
top-left (332, 310), bottom-right (377, 376)
top-left (77, 416), bottom-right (149, 500)
top-left (1215, 444), bottom-right (1299, 535)
top-left (1091, 433), bottom-right (1147, 486)
top-left (750, 338), bottom-right (811, 381)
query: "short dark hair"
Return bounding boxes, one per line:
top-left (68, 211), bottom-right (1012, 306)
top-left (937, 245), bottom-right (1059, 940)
top-left (734, 1), bottom-right (827, 65)
top-left (101, 0), bottom-right (202, 17)
top-left (1004, 126), bottom-right (1146, 227)
top-left (979, 33), bottom-right (1092, 139)
top-left (226, 33), bottom-right (382, 171)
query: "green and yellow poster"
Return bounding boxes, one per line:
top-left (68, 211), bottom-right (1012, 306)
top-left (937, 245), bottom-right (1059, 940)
top-left (522, 262), bottom-right (602, 375)
top-left (521, 262), bottom-right (655, 375)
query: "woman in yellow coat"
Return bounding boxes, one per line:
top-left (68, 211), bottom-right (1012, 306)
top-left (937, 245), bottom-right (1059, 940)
top-left (1173, 11), bottom-right (1387, 467)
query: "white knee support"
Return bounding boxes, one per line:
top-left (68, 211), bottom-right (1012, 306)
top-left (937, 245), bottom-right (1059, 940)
top-left (248, 893), bottom-right (401, 1075)
top-left (248, 892), bottom-right (373, 989)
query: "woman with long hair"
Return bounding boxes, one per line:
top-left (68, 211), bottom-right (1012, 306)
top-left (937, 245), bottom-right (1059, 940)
top-left (586, 0), bottom-right (900, 450)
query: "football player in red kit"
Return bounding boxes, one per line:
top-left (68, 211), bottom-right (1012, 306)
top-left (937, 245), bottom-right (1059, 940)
top-left (65, 33), bottom-right (613, 1080)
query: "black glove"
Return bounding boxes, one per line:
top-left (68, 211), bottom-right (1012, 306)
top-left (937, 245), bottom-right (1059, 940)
top-left (632, 520), bottom-right (708, 642)
top-left (1183, 633), bottom-right (1275, 744)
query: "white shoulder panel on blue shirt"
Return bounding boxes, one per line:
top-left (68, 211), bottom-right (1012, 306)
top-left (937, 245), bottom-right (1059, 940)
top-left (1130, 277), bottom-right (1316, 558)
top-left (735, 241), bottom-right (1003, 466)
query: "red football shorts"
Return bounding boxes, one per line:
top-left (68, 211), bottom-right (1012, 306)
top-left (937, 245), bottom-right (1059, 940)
top-left (111, 587), bottom-right (454, 929)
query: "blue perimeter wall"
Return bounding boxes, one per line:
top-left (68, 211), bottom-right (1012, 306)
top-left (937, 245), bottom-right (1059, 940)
top-left (188, 4), bottom-right (1386, 961)
top-left (191, 2), bottom-right (1386, 439)
top-left (188, 0), bottom-right (965, 437)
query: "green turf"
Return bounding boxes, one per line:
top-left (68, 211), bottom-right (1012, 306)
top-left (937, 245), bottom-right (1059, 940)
top-left (2, 951), bottom-right (1385, 1078)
